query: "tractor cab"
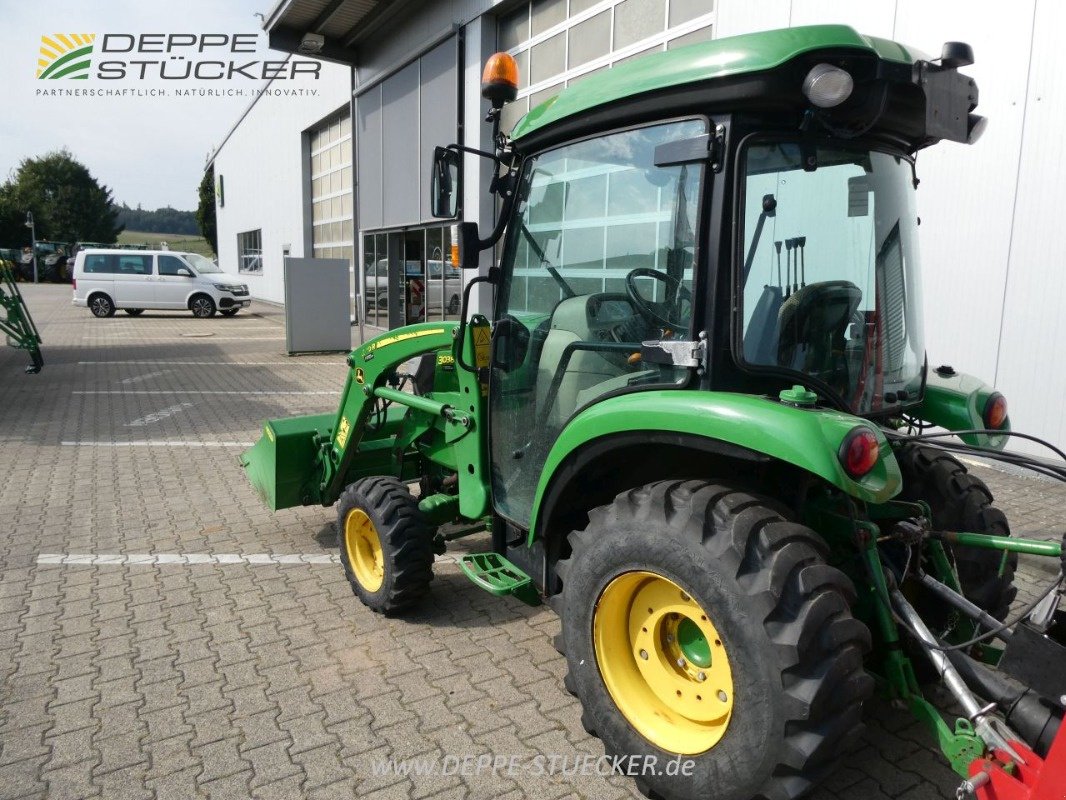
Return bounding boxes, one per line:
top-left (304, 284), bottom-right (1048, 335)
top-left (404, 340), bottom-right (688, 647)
top-left (433, 25), bottom-right (985, 527)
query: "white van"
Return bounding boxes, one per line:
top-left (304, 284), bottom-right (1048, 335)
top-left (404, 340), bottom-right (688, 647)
top-left (72, 249), bottom-right (250, 318)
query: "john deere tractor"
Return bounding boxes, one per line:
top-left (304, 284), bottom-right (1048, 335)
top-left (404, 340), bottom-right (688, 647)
top-left (243, 25), bottom-right (1066, 800)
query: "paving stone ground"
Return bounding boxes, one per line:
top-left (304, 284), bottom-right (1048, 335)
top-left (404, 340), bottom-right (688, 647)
top-left (1, 284), bottom-right (1063, 800)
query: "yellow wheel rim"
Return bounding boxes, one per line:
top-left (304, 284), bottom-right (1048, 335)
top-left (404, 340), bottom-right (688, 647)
top-left (344, 509), bottom-right (384, 592)
top-left (593, 571), bottom-right (734, 755)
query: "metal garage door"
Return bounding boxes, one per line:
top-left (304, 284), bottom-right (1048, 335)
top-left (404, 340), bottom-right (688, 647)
top-left (356, 36), bottom-right (460, 329)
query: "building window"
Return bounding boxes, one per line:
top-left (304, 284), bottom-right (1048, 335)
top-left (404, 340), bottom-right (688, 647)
top-left (310, 109), bottom-right (354, 310)
top-left (237, 229), bottom-right (262, 273)
top-left (497, 0), bottom-right (717, 131)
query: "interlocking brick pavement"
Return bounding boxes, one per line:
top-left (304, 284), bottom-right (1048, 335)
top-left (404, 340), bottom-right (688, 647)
top-left (2, 284), bottom-right (1063, 799)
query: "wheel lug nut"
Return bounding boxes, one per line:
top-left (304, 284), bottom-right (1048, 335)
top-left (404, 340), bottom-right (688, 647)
top-left (639, 649), bottom-right (649, 660)
top-left (666, 634), bottom-right (674, 643)
top-left (717, 690), bottom-right (728, 703)
top-left (697, 671), bottom-right (706, 682)
top-left (677, 658), bottom-right (686, 668)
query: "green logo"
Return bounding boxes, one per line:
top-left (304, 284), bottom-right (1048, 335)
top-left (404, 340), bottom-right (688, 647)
top-left (37, 34), bottom-right (95, 80)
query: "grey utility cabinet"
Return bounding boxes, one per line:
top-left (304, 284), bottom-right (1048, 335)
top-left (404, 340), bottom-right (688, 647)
top-left (282, 257), bottom-right (351, 354)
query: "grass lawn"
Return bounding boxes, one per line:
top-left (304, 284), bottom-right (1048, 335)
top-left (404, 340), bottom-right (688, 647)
top-left (117, 230), bottom-right (215, 257)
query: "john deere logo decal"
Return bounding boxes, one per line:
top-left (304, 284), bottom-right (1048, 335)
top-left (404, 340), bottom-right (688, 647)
top-left (37, 34), bottom-right (95, 80)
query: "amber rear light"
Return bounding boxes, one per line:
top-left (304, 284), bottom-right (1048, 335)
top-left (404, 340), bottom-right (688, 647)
top-left (450, 225), bottom-right (460, 269)
top-left (983, 393), bottom-right (1008, 430)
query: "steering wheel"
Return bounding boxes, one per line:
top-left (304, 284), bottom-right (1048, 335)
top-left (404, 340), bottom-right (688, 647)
top-left (624, 267), bottom-right (692, 331)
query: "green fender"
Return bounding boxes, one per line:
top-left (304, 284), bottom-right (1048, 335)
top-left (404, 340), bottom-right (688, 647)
top-left (918, 370), bottom-right (1009, 449)
top-left (527, 391), bottom-right (902, 541)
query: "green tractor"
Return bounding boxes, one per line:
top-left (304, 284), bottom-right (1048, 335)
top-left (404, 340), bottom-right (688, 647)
top-left (243, 25), bottom-right (1066, 800)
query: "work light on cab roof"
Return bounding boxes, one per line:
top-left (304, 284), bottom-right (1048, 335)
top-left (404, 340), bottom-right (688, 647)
top-left (802, 63), bottom-right (854, 107)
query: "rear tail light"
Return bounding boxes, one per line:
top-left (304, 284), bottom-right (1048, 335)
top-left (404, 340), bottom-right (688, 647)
top-left (983, 392), bottom-right (1008, 430)
top-left (839, 427), bottom-right (880, 479)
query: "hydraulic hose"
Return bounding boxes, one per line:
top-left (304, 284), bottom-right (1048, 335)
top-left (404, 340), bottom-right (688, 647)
top-left (946, 649), bottom-right (1063, 757)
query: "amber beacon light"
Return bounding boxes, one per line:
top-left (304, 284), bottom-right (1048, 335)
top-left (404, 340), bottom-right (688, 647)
top-left (481, 52), bottom-right (519, 108)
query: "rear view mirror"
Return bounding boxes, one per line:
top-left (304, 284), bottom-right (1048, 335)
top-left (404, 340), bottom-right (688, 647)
top-left (431, 147), bottom-right (460, 218)
top-left (177, 268), bottom-right (192, 277)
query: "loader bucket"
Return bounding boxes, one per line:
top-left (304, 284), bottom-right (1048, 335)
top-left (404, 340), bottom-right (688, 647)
top-left (239, 413), bottom-right (334, 511)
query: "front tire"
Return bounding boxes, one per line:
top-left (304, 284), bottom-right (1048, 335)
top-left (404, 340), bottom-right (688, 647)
top-left (189, 295), bottom-right (216, 318)
top-left (337, 477), bottom-right (435, 614)
top-left (556, 481), bottom-right (872, 800)
top-left (89, 294), bottom-right (115, 318)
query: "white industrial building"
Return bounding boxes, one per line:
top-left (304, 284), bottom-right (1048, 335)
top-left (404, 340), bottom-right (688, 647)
top-left (209, 0), bottom-right (1066, 453)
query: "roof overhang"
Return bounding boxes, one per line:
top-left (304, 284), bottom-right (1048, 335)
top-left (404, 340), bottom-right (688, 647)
top-left (262, 0), bottom-right (414, 65)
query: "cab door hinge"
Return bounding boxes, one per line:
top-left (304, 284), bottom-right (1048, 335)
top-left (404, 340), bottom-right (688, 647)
top-left (710, 123), bottom-right (726, 172)
top-left (653, 124), bottom-right (725, 172)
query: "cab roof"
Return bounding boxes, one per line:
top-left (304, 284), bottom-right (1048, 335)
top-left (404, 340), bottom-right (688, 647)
top-left (510, 25), bottom-right (921, 143)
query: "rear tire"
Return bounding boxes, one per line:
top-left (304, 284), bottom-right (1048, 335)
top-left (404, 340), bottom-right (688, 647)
top-left (337, 477), bottom-right (435, 614)
top-left (189, 295), bottom-right (216, 318)
top-left (124, 309), bottom-right (144, 316)
top-left (556, 480), bottom-right (873, 800)
top-left (896, 444), bottom-right (1017, 620)
top-left (89, 294), bottom-right (115, 318)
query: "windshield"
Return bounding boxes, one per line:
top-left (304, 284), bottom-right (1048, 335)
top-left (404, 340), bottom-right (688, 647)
top-left (186, 253), bottom-right (221, 273)
top-left (739, 142), bottom-right (925, 415)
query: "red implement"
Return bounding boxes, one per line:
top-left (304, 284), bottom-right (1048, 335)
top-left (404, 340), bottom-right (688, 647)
top-left (971, 724), bottom-right (1066, 800)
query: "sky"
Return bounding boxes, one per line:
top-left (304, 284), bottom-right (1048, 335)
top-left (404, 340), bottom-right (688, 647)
top-left (0, 0), bottom-right (324, 211)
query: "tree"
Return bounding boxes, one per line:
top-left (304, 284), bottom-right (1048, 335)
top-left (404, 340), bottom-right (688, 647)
top-left (115, 203), bottom-right (198, 235)
top-left (0, 149), bottom-right (122, 244)
top-left (197, 166), bottom-right (218, 255)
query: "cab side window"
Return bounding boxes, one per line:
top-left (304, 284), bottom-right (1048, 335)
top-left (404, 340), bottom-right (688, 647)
top-left (158, 255), bottom-right (189, 276)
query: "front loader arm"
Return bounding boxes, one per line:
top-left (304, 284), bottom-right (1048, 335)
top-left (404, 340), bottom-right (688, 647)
top-left (319, 323), bottom-right (457, 503)
top-left (240, 317), bottom-right (493, 517)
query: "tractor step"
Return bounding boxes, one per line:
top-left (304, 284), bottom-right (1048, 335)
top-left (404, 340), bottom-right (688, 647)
top-left (458, 553), bottom-right (541, 606)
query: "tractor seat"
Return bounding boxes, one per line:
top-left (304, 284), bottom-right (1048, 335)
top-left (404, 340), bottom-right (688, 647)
top-left (776, 280), bottom-right (862, 378)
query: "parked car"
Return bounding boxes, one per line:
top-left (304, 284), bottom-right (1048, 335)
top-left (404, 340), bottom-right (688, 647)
top-left (72, 249), bottom-right (249, 318)
top-left (364, 259), bottom-right (461, 315)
